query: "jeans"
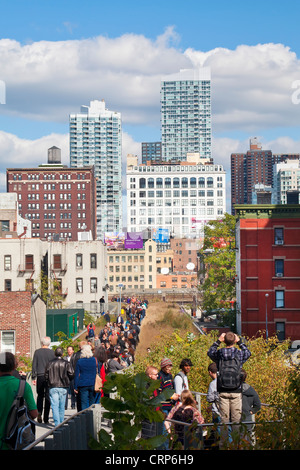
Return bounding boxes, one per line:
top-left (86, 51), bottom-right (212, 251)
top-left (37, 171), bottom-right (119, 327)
top-left (79, 386), bottom-right (95, 410)
top-left (49, 387), bottom-right (68, 427)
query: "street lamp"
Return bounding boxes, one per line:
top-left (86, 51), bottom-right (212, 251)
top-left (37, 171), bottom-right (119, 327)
top-left (265, 293), bottom-right (269, 340)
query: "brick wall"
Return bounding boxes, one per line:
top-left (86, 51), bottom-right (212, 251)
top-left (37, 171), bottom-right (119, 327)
top-left (0, 291), bottom-right (32, 357)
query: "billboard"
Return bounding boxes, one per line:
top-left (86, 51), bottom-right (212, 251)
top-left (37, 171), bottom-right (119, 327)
top-left (104, 232), bottom-right (125, 249)
top-left (152, 228), bottom-right (170, 243)
top-left (124, 232), bottom-right (144, 249)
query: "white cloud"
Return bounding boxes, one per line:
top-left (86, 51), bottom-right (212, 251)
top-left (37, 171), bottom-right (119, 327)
top-left (0, 131), bottom-right (69, 191)
top-left (1, 35), bottom-right (300, 136)
top-left (0, 128), bottom-right (142, 192)
top-left (185, 43), bottom-right (300, 132)
top-left (1, 32), bottom-right (300, 203)
top-left (0, 32), bottom-right (191, 126)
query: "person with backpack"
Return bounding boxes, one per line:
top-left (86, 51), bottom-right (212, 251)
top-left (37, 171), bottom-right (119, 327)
top-left (207, 332), bottom-right (251, 447)
top-left (174, 358), bottom-right (193, 396)
top-left (87, 323), bottom-right (96, 342)
top-left (0, 352), bottom-right (38, 450)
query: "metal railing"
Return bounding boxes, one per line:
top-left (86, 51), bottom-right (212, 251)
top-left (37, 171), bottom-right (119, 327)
top-left (22, 393), bottom-right (280, 451)
top-left (23, 404), bottom-right (104, 450)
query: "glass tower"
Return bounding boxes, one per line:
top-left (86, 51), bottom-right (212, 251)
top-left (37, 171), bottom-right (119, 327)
top-left (161, 68), bottom-right (212, 162)
top-left (69, 100), bottom-right (122, 239)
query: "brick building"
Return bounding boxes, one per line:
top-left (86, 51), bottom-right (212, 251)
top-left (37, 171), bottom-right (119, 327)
top-left (231, 138), bottom-right (300, 214)
top-left (6, 147), bottom-right (97, 241)
top-left (235, 203), bottom-right (300, 342)
top-left (0, 291), bottom-right (46, 358)
top-left (170, 237), bottom-right (200, 272)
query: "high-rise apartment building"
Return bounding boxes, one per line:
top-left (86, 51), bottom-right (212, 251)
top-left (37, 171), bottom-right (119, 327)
top-left (69, 100), bottom-right (122, 239)
top-left (141, 142), bottom-right (162, 165)
top-left (6, 148), bottom-right (97, 241)
top-left (231, 138), bottom-right (300, 214)
top-left (161, 68), bottom-right (212, 162)
top-left (231, 138), bottom-right (273, 214)
top-left (273, 159), bottom-right (300, 204)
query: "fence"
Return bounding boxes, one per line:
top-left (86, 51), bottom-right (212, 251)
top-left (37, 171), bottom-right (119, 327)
top-left (23, 404), bottom-right (104, 450)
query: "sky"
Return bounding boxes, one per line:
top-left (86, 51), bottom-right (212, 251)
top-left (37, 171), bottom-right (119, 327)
top-left (0, 0), bottom-right (300, 212)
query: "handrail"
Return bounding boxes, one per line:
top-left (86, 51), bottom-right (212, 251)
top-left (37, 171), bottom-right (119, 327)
top-left (23, 404), bottom-right (103, 451)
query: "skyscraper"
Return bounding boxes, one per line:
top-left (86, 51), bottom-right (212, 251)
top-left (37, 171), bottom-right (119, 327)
top-left (69, 100), bottom-right (122, 239)
top-left (231, 137), bottom-right (300, 214)
top-left (141, 141), bottom-right (162, 165)
top-left (231, 138), bottom-right (273, 213)
top-left (160, 68), bottom-right (212, 162)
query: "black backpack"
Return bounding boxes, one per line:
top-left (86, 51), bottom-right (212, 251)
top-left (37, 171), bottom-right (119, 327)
top-left (4, 379), bottom-right (36, 450)
top-left (217, 350), bottom-right (242, 391)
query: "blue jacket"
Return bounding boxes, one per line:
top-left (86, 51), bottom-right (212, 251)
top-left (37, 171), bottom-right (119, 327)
top-left (74, 357), bottom-right (98, 389)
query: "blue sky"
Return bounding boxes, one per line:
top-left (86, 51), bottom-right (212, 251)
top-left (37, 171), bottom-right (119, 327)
top-left (0, 0), bottom-right (300, 208)
top-left (1, 0), bottom-right (300, 52)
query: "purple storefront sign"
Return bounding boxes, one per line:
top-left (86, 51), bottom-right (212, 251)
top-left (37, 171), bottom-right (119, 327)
top-left (124, 232), bottom-right (144, 249)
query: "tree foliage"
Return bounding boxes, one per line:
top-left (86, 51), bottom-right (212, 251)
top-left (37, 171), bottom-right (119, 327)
top-left (135, 328), bottom-right (300, 449)
top-left (89, 371), bottom-right (173, 450)
top-left (199, 213), bottom-right (237, 314)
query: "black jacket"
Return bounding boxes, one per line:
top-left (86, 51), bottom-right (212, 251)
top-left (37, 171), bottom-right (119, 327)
top-left (45, 357), bottom-right (74, 388)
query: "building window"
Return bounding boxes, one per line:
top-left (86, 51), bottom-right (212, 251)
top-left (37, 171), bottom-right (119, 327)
top-left (275, 290), bottom-right (285, 308)
top-left (274, 227), bottom-right (284, 245)
top-left (0, 220), bottom-right (9, 231)
top-left (53, 254), bottom-right (62, 270)
top-left (90, 278), bottom-right (97, 293)
top-left (76, 254), bottom-right (83, 268)
top-left (4, 279), bottom-right (12, 291)
top-left (4, 255), bottom-right (11, 271)
top-left (275, 259), bottom-right (284, 277)
top-left (1, 330), bottom-right (15, 354)
top-left (91, 301), bottom-right (98, 313)
top-left (276, 322), bottom-right (285, 341)
top-left (90, 254), bottom-right (97, 269)
top-left (25, 254), bottom-right (34, 270)
top-left (76, 278), bottom-right (83, 293)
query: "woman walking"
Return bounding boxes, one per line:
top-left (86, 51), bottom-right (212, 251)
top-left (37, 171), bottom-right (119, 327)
top-left (74, 344), bottom-right (99, 410)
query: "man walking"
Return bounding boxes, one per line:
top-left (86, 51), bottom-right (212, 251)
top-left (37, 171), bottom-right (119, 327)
top-left (44, 347), bottom-right (74, 427)
top-left (32, 336), bottom-right (55, 424)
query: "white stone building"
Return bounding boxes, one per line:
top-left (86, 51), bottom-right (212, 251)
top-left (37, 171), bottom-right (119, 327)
top-left (126, 156), bottom-right (226, 238)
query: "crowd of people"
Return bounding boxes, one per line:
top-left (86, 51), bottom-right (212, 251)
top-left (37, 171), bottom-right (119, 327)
top-left (140, 331), bottom-right (261, 450)
top-left (0, 290), bottom-right (262, 451)
top-left (29, 297), bottom-right (148, 426)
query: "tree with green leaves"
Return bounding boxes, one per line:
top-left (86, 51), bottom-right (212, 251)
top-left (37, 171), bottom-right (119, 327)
top-left (199, 213), bottom-right (237, 317)
top-left (35, 272), bottom-right (66, 308)
top-left (89, 371), bottom-right (174, 450)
